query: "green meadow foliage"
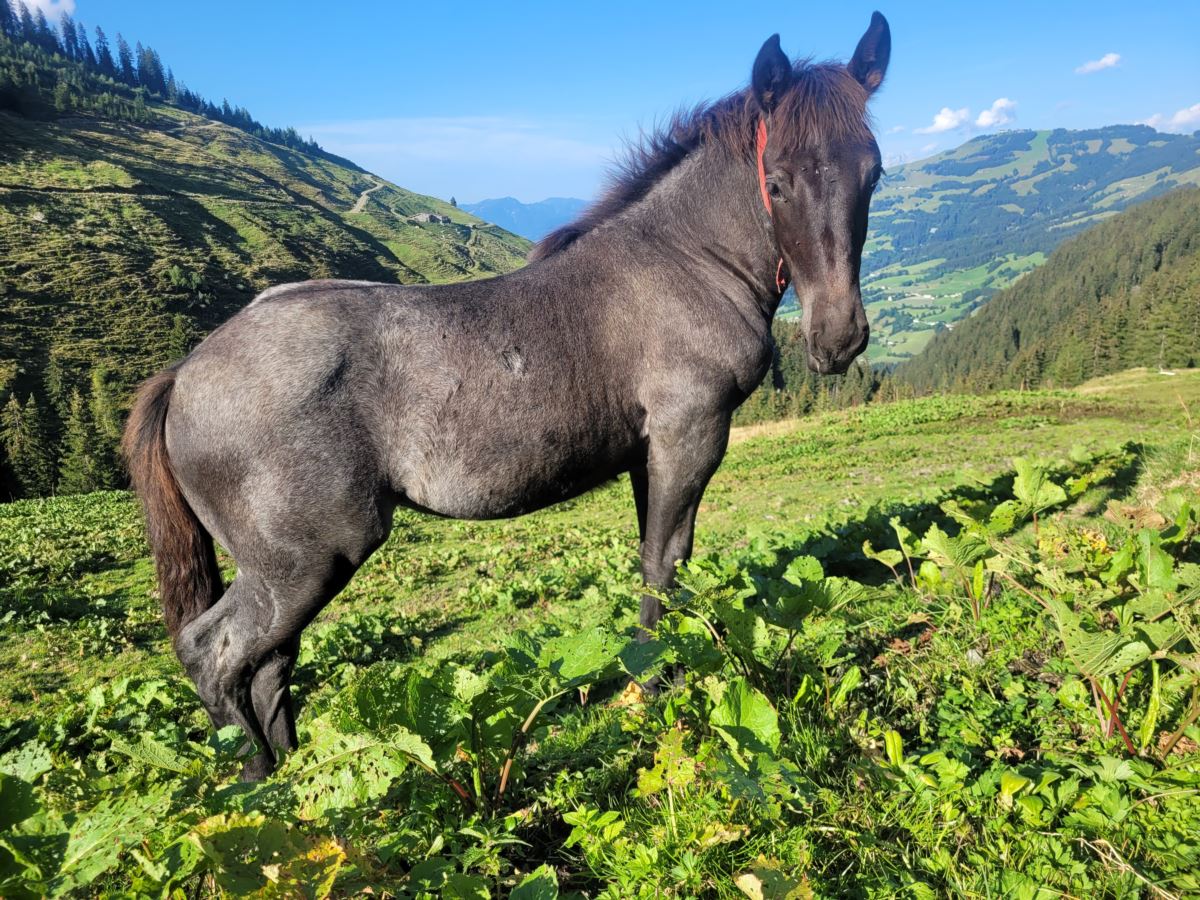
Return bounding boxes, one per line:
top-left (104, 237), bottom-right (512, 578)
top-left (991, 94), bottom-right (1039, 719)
top-left (2, 382), bottom-right (1198, 896)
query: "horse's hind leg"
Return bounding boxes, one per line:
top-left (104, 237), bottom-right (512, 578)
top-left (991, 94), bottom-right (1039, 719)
top-left (176, 560), bottom-right (352, 781)
top-left (249, 635), bottom-right (301, 765)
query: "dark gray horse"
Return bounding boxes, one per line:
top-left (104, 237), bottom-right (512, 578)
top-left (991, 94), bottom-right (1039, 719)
top-left (124, 14), bottom-right (890, 779)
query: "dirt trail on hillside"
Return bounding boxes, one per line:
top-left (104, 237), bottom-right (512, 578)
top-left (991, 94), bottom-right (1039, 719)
top-left (351, 177), bottom-right (385, 213)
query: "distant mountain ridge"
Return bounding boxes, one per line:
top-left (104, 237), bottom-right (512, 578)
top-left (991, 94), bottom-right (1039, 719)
top-left (895, 186), bottom-right (1200, 392)
top-left (811, 125), bottom-right (1200, 363)
top-left (461, 196), bottom-right (588, 241)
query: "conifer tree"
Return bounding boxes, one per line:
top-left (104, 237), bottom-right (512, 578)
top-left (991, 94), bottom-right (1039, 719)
top-left (94, 26), bottom-right (115, 77)
top-left (57, 388), bottom-right (105, 495)
top-left (115, 33), bottom-right (135, 84)
top-left (88, 367), bottom-right (124, 483)
top-left (89, 369), bottom-right (122, 485)
top-left (0, 0), bottom-right (18, 41)
top-left (76, 21), bottom-right (96, 69)
top-left (52, 74), bottom-right (70, 112)
top-left (166, 313), bottom-right (197, 359)
top-left (137, 44), bottom-right (166, 95)
top-left (1, 394), bottom-right (56, 498)
top-left (60, 13), bottom-right (78, 60)
top-left (43, 353), bottom-right (70, 421)
top-left (32, 8), bottom-right (58, 54)
top-left (17, 3), bottom-right (34, 44)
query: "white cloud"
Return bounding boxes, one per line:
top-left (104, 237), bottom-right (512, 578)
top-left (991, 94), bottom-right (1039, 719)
top-left (1139, 102), bottom-right (1200, 133)
top-left (1075, 53), bottom-right (1120, 75)
top-left (885, 124), bottom-right (905, 134)
top-left (17, 0), bottom-right (76, 18)
top-left (975, 98), bottom-right (1017, 129)
top-left (915, 107), bottom-right (970, 134)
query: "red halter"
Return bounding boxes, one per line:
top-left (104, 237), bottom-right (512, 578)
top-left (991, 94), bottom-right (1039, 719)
top-left (756, 119), bottom-right (789, 295)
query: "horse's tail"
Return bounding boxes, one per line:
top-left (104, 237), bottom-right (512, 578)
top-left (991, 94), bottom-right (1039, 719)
top-left (122, 367), bottom-right (223, 643)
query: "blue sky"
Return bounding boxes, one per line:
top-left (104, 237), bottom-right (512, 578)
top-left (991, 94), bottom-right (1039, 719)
top-left (27, 0), bottom-right (1200, 202)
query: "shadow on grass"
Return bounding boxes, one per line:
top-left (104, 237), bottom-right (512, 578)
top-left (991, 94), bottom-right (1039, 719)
top-left (774, 442), bottom-right (1144, 585)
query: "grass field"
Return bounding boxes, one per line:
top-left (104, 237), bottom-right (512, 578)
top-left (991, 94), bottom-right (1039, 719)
top-left (1, 369), bottom-right (1198, 897)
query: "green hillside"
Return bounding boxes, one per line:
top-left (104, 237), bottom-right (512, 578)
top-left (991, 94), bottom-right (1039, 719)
top-left (788, 126), bottom-right (1200, 363)
top-left (0, 28), bottom-right (530, 499)
top-left (897, 186), bottom-right (1200, 392)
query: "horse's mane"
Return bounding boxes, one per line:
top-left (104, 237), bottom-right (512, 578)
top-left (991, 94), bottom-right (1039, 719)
top-left (529, 61), bottom-right (872, 262)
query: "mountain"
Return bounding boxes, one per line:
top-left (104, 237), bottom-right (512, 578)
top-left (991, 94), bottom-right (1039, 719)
top-left (460, 196), bottom-right (588, 241)
top-left (0, 26), bottom-right (530, 499)
top-left (789, 126), bottom-right (1200, 363)
top-left (895, 186), bottom-right (1200, 392)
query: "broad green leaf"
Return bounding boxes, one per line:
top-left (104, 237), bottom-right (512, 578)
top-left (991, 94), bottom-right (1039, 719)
top-left (108, 733), bottom-right (200, 776)
top-left (54, 785), bottom-right (172, 895)
top-left (1012, 457), bottom-right (1067, 515)
top-left (540, 626), bottom-right (623, 687)
top-left (636, 729), bottom-right (697, 797)
top-left (986, 500), bottom-right (1020, 535)
top-left (999, 771), bottom-right (1032, 798)
top-left (0, 773), bottom-right (40, 830)
top-left (1137, 530), bottom-right (1177, 593)
top-left (660, 614), bottom-right (723, 673)
top-left (863, 540), bottom-right (904, 571)
top-left (510, 864), bottom-right (559, 899)
top-left (710, 677), bottom-right (780, 755)
top-left (782, 555), bottom-right (823, 585)
top-left (444, 872), bottom-right (491, 899)
top-left (735, 855), bottom-right (814, 899)
top-left (277, 728), bottom-right (409, 821)
top-left (889, 516), bottom-right (919, 556)
top-left (618, 637), bottom-right (666, 679)
top-left (921, 522), bottom-right (988, 571)
top-left (189, 811), bottom-right (344, 898)
top-left (0, 741), bottom-right (53, 783)
top-left (712, 596), bottom-right (772, 660)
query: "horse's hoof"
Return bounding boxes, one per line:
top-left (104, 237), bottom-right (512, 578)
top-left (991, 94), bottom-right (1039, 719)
top-left (239, 755), bottom-right (274, 782)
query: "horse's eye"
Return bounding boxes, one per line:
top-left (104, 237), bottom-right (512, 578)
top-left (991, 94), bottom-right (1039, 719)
top-left (768, 182), bottom-right (784, 200)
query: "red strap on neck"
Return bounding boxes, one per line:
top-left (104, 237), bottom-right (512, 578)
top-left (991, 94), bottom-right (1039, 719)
top-left (756, 119), bottom-right (788, 294)
top-left (756, 119), bottom-right (772, 213)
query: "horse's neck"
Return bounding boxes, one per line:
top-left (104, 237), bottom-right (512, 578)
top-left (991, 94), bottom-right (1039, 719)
top-left (621, 145), bottom-right (784, 317)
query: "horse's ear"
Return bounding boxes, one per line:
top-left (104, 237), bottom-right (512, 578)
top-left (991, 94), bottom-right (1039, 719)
top-left (751, 34), bottom-right (792, 112)
top-left (848, 11), bottom-right (890, 95)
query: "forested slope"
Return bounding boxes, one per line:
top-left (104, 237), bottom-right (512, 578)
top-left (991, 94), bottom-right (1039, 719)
top-left (897, 186), bottom-right (1200, 392)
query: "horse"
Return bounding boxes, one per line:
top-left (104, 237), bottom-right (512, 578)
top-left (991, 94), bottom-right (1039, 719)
top-left (123, 13), bottom-right (891, 780)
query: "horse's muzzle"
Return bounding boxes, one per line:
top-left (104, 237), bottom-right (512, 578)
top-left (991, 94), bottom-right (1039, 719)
top-left (807, 322), bottom-right (869, 375)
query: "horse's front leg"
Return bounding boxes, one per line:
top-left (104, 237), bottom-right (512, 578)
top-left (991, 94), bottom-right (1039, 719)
top-left (636, 412), bottom-right (731, 642)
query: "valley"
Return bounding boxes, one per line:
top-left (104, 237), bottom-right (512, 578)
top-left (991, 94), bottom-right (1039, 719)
top-left (779, 126), bottom-right (1200, 362)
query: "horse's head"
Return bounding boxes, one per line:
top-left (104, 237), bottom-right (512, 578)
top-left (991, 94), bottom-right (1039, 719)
top-left (751, 14), bottom-right (890, 374)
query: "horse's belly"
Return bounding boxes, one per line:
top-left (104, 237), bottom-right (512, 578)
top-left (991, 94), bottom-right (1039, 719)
top-left (401, 433), bottom-right (630, 520)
